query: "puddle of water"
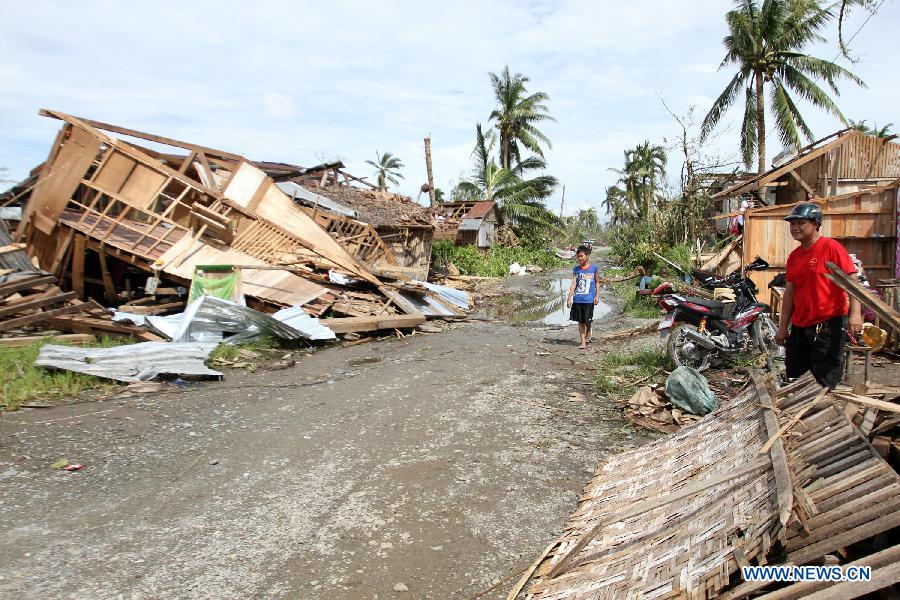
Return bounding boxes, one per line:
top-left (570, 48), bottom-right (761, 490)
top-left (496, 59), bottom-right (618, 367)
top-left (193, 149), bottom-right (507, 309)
top-left (480, 278), bottom-right (612, 326)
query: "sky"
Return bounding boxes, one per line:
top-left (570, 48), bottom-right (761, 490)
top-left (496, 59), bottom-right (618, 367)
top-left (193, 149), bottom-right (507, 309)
top-left (1, 1), bottom-right (898, 219)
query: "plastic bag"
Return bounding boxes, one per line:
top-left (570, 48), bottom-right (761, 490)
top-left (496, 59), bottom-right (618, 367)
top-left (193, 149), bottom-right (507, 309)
top-left (664, 366), bottom-right (719, 416)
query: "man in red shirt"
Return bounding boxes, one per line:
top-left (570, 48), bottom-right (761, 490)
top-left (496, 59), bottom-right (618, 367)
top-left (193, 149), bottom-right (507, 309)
top-left (774, 203), bottom-right (863, 389)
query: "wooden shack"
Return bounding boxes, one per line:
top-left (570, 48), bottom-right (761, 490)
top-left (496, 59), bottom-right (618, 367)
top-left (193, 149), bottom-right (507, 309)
top-left (434, 200), bottom-right (498, 249)
top-left (742, 181), bottom-right (900, 305)
top-left (712, 129), bottom-right (900, 305)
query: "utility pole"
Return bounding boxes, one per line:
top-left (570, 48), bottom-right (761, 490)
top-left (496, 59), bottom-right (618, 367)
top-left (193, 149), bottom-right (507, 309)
top-left (424, 136), bottom-right (436, 208)
top-left (559, 184), bottom-right (566, 220)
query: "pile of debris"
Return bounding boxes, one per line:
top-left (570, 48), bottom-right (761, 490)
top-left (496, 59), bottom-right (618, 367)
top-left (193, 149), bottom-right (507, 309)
top-left (510, 371), bottom-right (900, 598)
top-left (0, 110), bottom-right (469, 382)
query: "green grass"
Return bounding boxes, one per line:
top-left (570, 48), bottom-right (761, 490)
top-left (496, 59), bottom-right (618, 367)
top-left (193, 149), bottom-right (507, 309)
top-left (594, 348), bottom-right (673, 398)
top-left (608, 279), bottom-right (661, 319)
top-left (1, 336), bottom-right (124, 411)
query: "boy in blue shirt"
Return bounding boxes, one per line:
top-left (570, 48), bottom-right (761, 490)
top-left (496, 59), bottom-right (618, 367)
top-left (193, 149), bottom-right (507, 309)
top-left (566, 245), bottom-right (601, 349)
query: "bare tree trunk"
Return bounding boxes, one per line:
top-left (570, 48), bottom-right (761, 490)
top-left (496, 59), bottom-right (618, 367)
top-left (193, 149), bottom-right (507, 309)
top-left (755, 70), bottom-right (766, 176)
top-left (424, 136), bottom-right (436, 207)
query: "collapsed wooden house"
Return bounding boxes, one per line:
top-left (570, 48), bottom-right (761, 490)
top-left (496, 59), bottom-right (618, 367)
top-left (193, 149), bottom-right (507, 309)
top-left (434, 200), bottom-right (499, 249)
top-left (511, 371), bottom-right (900, 599)
top-left (257, 161), bottom-right (435, 280)
top-left (709, 129), bottom-right (900, 306)
top-left (3, 110), bottom-right (463, 339)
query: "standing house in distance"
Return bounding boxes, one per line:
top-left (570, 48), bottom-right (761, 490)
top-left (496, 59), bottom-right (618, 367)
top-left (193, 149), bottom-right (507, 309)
top-left (433, 201), bottom-right (498, 249)
top-left (712, 129), bottom-right (900, 305)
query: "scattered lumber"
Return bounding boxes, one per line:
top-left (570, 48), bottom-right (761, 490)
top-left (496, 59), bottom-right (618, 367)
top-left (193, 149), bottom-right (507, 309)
top-left (0, 333), bottom-right (95, 348)
top-left (826, 261), bottom-right (900, 332)
top-left (319, 314), bottom-right (425, 334)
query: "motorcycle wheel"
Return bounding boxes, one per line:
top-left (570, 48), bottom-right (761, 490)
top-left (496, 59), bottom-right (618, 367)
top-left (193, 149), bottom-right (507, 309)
top-left (756, 315), bottom-right (783, 372)
top-left (667, 324), bottom-right (712, 372)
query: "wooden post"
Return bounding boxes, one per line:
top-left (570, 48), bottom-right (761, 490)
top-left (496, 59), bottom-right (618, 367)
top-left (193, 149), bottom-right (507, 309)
top-left (559, 184), bottom-right (566, 220)
top-left (424, 136), bottom-right (436, 207)
top-left (97, 244), bottom-right (119, 305)
top-left (72, 235), bottom-right (86, 301)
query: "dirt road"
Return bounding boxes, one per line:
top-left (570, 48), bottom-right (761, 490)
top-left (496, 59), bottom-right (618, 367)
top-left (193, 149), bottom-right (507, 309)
top-left (0, 273), bottom-right (654, 599)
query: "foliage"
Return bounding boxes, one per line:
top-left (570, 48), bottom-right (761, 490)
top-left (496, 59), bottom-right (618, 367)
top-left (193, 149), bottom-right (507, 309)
top-left (455, 123), bottom-right (560, 232)
top-left (848, 119), bottom-right (894, 138)
top-left (1, 336), bottom-right (123, 411)
top-left (488, 65), bottom-right (556, 170)
top-left (365, 151), bottom-right (405, 191)
top-left (595, 348), bottom-right (672, 397)
top-left (701, 0), bottom-right (865, 172)
top-left (607, 141), bottom-right (668, 225)
top-left (431, 239), bottom-right (565, 277)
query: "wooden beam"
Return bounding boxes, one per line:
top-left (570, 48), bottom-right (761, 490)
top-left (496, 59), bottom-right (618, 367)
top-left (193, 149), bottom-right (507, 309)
top-left (96, 245), bottom-right (119, 305)
top-left (0, 333), bottom-right (96, 348)
top-left (72, 235), bottom-right (86, 301)
top-left (753, 372), bottom-right (794, 527)
top-left (0, 275), bottom-right (55, 298)
top-left (826, 262), bottom-right (900, 332)
top-left (0, 291), bottom-right (76, 318)
top-left (0, 301), bottom-right (85, 332)
top-left (39, 109), bottom-right (244, 161)
top-left (0, 243), bottom-right (26, 255)
top-left (319, 314), bottom-right (425, 334)
top-left (788, 169), bottom-right (817, 197)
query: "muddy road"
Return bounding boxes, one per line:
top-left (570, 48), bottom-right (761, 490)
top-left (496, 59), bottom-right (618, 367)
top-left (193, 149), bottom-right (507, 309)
top-left (0, 272), bottom-right (655, 599)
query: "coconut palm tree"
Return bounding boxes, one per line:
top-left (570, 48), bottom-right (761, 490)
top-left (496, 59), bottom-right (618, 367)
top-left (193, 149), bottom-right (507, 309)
top-left (602, 185), bottom-right (628, 225)
top-left (849, 119), bottom-right (894, 138)
top-left (488, 66), bottom-right (556, 170)
top-left (609, 141), bottom-right (668, 222)
top-left (456, 124), bottom-right (559, 229)
top-left (701, 0), bottom-right (865, 173)
top-left (365, 151), bottom-right (405, 191)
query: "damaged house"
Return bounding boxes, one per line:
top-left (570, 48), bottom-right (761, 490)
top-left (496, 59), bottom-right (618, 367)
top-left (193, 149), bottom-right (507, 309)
top-left (434, 200), bottom-right (499, 249)
top-left (1, 110), bottom-right (465, 341)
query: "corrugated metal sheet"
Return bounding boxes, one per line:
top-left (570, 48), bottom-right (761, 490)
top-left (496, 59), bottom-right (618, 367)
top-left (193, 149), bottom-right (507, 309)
top-left (418, 281), bottom-right (470, 310)
top-left (113, 296), bottom-right (335, 343)
top-left (458, 218), bottom-right (482, 231)
top-left (462, 200), bottom-right (495, 220)
top-left (35, 342), bottom-right (221, 383)
top-left (0, 219), bottom-right (36, 273)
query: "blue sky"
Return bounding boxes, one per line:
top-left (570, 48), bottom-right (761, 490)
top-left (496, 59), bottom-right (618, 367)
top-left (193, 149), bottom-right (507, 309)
top-left (1, 1), bottom-right (897, 218)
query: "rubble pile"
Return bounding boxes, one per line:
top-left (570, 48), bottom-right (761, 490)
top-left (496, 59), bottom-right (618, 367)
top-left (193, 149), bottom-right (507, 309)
top-left (0, 110), bottom-right (469, 377)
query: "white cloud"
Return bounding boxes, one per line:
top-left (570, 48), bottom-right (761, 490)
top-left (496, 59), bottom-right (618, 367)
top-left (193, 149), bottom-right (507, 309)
top-left (0, 0), bottom-right (896, 212)
top-left (261, 92), bottom-right (298, 119)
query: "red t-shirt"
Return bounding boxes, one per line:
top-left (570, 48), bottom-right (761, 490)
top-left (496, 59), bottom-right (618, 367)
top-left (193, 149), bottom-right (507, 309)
top-left (785, 236), bottom-right (855, 327)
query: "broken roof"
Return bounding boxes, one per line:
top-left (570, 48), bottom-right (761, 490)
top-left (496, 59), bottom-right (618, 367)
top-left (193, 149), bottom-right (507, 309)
top-left (714, 129), bottom-right (900, 199)
top-left (309, 186), bottom-right (433, 228)
top-left (461, 200), bottom-right (495, 220)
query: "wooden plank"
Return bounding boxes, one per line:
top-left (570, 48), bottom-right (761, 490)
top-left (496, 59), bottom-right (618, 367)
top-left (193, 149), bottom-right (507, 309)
top-left (759, 391), bottom-right (826, 454)
top-left (96, 246), bottom-right (119, 304)
top-left (788, 169), bottom-right (817, 197)
top-left (71, 235), bottom-right (86, 301)
top-left (0, 291), bottom-right (75, 318)
top-left (41, 110), bottom-right (244, 161)
top-left (834, 392), bottom-right (900, 414)
top-left (0, 302), bottom-right (85, 332)
top-left (755, 544), bottom-right (900, 600)
top-left (0, 243), bottom-right (26, 255)
top-left (787, 511), bottom-right (900, 564)
top-left (0, 275), bottom-right (55, 298)
top-left (804, 561), bottom-right (900, 599)
top-left (319, 314), bottom-right (426, 334)
top-left (753, 372), bottom-right (794, 527)
top-left (0, 333), bottom-right (95, 348)
top-left (826, 261), bottom-right (900, 331)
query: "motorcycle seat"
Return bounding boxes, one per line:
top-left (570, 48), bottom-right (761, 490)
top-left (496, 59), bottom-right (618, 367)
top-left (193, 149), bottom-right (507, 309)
top-left (684, 297), bottom-right (727, 311)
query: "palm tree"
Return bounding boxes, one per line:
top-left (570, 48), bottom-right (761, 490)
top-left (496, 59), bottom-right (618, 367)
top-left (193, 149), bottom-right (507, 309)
top-left (701, 0), bottom-right (865, 173)
top-left (456, 124), bottom-right (559, 229)
top-left (488, 66), bottom-right (556, 170)
top-left (610, 141), bottom-right (668, 222)
top-left (365, 151), bottom-right (405, 191)
top-left (602, 185), bottom-right (628, 225)
top-left (849, 119), bottom-right (894, 138)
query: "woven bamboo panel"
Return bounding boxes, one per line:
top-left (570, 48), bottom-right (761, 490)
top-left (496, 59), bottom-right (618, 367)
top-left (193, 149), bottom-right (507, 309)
top-left (516, 373), bottom-right (900, 599)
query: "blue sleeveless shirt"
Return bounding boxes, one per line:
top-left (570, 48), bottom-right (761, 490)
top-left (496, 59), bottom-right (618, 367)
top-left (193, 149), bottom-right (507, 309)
top-left (572, 264), bottom-right (599, 303)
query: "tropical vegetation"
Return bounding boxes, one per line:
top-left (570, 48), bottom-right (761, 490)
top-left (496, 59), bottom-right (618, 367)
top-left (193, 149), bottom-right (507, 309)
top-left (365, 151), bottom-right (405, 191)
top-left (700, 0), bottom-right (865, 173)
top-left (488, 66), bottom-right (556, 170)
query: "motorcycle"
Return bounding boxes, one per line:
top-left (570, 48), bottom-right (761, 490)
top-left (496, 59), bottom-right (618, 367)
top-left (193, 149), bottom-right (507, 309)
top-left (654, 257), bottom-right (780, 371)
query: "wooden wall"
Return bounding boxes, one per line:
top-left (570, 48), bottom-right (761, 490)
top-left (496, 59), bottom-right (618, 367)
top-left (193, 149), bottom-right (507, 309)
top-left (743, 186), bottom-right (899, 305)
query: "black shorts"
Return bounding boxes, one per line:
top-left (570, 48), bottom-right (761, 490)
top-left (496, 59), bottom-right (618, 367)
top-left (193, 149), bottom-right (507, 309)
top-left (570, 302), bottom-right (594, 324)
top-left (785, 315), bottom-right (847, 390)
